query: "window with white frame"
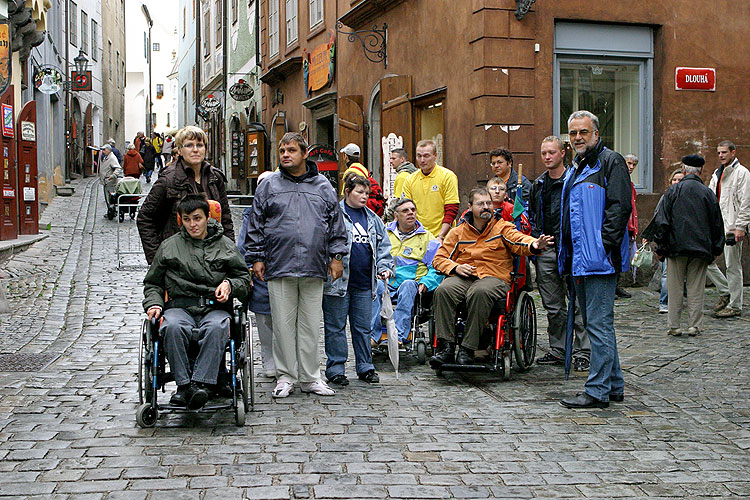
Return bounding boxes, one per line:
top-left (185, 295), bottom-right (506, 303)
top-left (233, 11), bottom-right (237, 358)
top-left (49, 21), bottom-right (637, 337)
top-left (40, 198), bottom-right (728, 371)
top-left (69, 1), bottom-right (78, 47)
top-left (91, 20), bottom-right (98, 60)
top-left (309, 0), bottom-right (323, 29)
top-left (269, 0), bottom-right (279, 57)
top-left (81, 10), bottom-right (88, 54)
top-left (286, 0), bottom-right (297, 45)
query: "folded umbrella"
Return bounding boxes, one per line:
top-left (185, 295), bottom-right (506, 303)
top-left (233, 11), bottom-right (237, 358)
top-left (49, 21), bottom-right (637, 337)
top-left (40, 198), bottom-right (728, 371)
top-left (380, 291), bottom-right (399, 378)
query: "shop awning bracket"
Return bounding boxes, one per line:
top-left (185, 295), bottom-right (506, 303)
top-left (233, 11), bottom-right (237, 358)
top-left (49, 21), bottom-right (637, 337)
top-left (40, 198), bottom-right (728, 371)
top-left (335, 21), bottom-right (387, 69)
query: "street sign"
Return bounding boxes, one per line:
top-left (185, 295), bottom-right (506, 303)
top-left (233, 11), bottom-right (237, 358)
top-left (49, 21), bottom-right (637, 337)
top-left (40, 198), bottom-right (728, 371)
top-left (675, 67), bottom-right (716, 91)
top-left (71, 71), bottom-right (92, 91)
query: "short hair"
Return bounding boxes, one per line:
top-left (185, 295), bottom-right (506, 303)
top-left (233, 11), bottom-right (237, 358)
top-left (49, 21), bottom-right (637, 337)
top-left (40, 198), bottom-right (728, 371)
top-left (718, 140), bottom-right (736, 151)
top-left (344, 174), bottom-right (370, 194)
top-left (468, 186), bottom-right (490, 205)
top-left (391, 148), bottom-right (408, 160)
top-left (486, 176), bottom-right (507, 188)
top-left (175, 125), bottom-right (208, 148)
top-left (416, 139), bottom-right (436, 154)
top-left (625, 154), bottom-right (639, 163)
top-left (541, 136), bottom-right (565, 151)
top-left (668, 168), bottom-right (683, 183)
top-left (279, 132), bottom-right (308, 152)
top-left (394, 197), bottom-right (417, 212)
top-left (683, 165), bottom-right (702, 175)
top-left (567, 110), bottom-right (600, 132)
top-left (177, 193), bottom-right (209, 217)
top-left (488, 147), bottom-right (513, 166)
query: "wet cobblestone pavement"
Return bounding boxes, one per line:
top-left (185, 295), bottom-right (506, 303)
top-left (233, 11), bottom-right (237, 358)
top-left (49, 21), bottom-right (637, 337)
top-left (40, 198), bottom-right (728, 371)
top-left (0, 176), bottom-right (748, 499)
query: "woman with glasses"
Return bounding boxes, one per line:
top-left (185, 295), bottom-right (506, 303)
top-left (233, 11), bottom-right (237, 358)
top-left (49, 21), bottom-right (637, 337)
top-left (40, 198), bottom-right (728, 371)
top-left (137, 125), bottom-right (235, 265)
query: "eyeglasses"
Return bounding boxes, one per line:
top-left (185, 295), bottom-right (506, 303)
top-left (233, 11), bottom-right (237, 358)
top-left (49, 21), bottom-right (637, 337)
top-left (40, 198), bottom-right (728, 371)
top-left (181, 143), bottom-right (205, 150)
top-left (568, 129), bottom-right (591, 137)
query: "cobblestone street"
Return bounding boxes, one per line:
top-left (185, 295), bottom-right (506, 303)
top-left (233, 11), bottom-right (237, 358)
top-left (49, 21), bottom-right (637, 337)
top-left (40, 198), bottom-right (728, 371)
top-left (0, 177), bottom-right (749, 499)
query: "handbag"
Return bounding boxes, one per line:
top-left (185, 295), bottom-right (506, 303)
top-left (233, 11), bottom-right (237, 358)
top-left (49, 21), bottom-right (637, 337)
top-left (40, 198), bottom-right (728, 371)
top-left (631, 242), bottom-right (653, 269)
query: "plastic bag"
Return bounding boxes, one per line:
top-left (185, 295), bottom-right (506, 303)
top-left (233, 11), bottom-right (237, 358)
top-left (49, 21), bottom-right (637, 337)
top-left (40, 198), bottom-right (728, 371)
top-left (631, 242), bottom-right (653, 269)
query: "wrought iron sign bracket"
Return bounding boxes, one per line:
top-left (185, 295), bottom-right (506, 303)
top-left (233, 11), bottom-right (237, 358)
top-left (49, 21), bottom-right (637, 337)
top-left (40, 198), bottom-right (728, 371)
top-left (515, 0), bottom-right (536, 20)
top-left (335, 21), bottom-right (387, 69)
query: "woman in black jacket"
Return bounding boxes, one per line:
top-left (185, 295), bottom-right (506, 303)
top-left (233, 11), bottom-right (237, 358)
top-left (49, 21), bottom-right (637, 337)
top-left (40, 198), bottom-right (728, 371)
top-left (140, 138), bottom-right (158, 183)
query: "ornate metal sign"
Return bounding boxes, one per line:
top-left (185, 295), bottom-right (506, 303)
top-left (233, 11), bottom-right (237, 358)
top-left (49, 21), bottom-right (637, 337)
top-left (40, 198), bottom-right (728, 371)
top-left (229, 79), bottom-right (254, 101)
top-left (335, 22), bottom-right (387, 69)
top-left (201, 94), bottom-right (221, 113)
top-left (34, 66), bottom-right (64, 94)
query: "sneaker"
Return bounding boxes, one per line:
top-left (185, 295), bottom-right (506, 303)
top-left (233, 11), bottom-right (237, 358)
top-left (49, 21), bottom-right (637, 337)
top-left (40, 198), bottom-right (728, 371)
top-left (358, 370), bottom-right (379, 383)
top-left (328, 374), bottom-right (349, 386)
top-left (686, 327), bottom-right (701, 337)
top-left (300, 380), bottom-right (335, 396)
top-left (715, 307), bottom-right (741, 318)
top-left (658, 304), bottom-right (668, 314)
top-left (537, 352), bottom-right (564, 365)
top-left (713, 294), bottom-right (730, 312)
top-left (667, 328), bottom-right (682, 336)
top-left (573, 357), bottom-right (590, 372)
top-left (272, 380), bottom-right (294, 398)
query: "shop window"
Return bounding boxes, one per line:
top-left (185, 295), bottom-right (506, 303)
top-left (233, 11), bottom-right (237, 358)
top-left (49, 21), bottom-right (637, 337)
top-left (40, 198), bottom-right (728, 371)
top-left (554, 22), bottom-right (653, 191)
top-left (415, 101), bottom-right (445, 167)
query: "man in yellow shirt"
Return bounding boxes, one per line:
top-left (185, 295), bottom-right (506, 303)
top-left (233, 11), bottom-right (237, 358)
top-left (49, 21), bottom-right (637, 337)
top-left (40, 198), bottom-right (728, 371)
top-left (402, 140), bottom-right (459, 239)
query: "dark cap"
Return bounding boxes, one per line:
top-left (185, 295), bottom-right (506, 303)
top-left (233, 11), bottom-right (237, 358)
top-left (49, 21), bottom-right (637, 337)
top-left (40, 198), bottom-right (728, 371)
top-left (682, 154), bottom-right (705, 168)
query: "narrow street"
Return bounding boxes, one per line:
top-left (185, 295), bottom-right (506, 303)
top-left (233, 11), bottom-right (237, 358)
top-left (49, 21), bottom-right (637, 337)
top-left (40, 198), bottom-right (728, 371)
top-left (0, 177), bottom-right (748, 499)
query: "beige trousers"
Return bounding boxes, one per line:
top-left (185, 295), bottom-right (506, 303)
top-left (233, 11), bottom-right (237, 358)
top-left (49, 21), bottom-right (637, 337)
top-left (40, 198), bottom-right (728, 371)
top-left (267, 277), bottom-right (324, 384)
top-left (706, 240), bottom-right (743, 310)
top-left (667, 256), bottom-right (709, 331)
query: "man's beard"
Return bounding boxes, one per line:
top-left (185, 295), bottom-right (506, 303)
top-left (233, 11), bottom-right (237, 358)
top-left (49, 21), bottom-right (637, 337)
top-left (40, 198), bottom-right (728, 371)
top-left (479, 210), bottom-right (492, 220)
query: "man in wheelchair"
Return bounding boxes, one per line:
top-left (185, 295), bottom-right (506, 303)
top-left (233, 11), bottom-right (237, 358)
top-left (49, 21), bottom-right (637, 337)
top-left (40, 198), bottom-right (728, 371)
top-left (430, 187), bottom-right (553, 367)
top-left (143, 194), bottom-right (251, 410)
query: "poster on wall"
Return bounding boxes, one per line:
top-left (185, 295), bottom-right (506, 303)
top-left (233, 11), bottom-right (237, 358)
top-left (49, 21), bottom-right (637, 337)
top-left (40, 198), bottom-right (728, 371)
top-left (1, 104), bottom-right (13, 138)
top-left (0, 22), bottom-right (9, 96)
top-left (303, 30), bottom-right (335, 98)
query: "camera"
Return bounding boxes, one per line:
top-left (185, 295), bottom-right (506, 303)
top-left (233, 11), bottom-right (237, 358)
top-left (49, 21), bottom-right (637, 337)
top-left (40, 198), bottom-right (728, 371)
top-left (726, 233), bottom-right (737, 246)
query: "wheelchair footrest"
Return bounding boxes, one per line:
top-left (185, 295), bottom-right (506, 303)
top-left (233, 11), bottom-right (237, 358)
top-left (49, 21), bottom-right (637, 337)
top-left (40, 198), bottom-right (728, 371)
top-left (436, 362), bottom-right (500, 373)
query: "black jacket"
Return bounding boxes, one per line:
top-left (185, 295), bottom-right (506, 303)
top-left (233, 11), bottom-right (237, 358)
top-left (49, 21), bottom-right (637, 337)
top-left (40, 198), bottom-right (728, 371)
top-left (647, 174), bottom-right (724, 262)
top-left (529, 169), bottom-right (566, 239)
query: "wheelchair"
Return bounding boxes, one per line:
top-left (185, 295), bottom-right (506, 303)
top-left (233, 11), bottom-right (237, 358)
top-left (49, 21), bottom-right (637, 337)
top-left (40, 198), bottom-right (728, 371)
top-left (432, 260), bottom-right (538, 380)
top-left (136, 301), bottom-right (254, 427)
top-left (373, 288), bottom-right (435, 364)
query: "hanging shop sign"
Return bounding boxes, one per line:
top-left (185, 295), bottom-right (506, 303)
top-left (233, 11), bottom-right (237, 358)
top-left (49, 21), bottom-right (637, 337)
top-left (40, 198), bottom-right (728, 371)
top-left (0, 22), bottom-right (9, 96)
top-left (303, 30), bottom-right (335, 98)
top-left (675, 67), bottom-right (716, 91)
top-left (201, 94), bottom-right (221, 113)
top-left (34, 66), bottom-right (64, 94)
top-left (229, 79), bottom-right (254, 101)
top-left (308, 144), bottom-right (339, 191)
top-left (71, 71), bottom-right (92, 91)
top-left (21, 121), bottom-right (35, 142)
top-left (1, 103), bottom-right (13, 138)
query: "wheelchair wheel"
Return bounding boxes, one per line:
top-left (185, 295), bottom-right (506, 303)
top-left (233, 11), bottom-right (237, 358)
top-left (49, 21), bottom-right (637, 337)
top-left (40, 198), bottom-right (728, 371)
top-left (502, 352), bottom-right (512, 381)
top-left (513, 291), bottom-right (537, 371)
top-left (234, 399), bottom-right (246, 426)
top-left (136, 403), bottom-right (158, 428)
top-left (241, 309), bottom-right (254, 411)
top-left (416, 342), bottom-right (427, 365)
top-left (138, 319), bottom-right (154, 404)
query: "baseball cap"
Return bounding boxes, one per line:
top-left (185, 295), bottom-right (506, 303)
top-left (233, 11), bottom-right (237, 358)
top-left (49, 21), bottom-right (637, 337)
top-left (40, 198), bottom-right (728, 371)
top-left (340, 143), bottom-right (360, 157)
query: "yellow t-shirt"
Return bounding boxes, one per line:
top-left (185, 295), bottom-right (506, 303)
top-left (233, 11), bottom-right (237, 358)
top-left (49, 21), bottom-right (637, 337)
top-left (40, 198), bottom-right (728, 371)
top-left (402, 164), bottom-right (460, 237)
top-left (393, 170), bottom-right (410, 199)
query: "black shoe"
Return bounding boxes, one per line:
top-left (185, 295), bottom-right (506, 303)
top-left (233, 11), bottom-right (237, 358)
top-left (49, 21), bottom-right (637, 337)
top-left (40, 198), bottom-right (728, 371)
top-left (573, 357), bottom-right (590, 372)
top-left (358, 370), bottom-right (379, 383)
top-left (537, 352), bottom-right (564, 365)
top-left (186, 383), bottom-right (209, 410)
top-left (610, 393), bottom-right (624, 402)
top-left (328, 374), bottom-right (349, 386)
top-left (560, 392), bottom-right (609, 409)
top-left (455, 346), bottom-right (474, 365)
top-left (429, 342), bottom-right (455, 368)
top-left (615, 286), bottom-right (631, 298)
top-left (169, 384), bottom-right (190, 407)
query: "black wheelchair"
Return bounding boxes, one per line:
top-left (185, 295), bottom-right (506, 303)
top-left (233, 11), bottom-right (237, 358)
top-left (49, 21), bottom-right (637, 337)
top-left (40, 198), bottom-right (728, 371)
top-left (373, 289), bottom-right (435, 364)
top-left (136, 302), bottom-right (254, 427)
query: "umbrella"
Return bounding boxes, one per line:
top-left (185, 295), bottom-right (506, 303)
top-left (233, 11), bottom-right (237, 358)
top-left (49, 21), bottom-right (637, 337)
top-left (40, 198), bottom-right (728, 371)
top-left (564, 276), bottom-right (577, 379)
top-left (380, 291), bottom-right (399, 378)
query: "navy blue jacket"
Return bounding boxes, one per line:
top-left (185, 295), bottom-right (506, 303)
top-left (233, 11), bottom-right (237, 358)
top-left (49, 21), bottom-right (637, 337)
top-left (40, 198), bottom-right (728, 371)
top-left (238, 207), bottom-right (270, 315)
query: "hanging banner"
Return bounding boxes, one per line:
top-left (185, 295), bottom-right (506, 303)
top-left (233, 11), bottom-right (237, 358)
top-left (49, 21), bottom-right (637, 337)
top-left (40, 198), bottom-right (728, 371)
top-left (303, 30), bottom-right (335, 97)
top-left (0, 22), bottom-right (10, 96)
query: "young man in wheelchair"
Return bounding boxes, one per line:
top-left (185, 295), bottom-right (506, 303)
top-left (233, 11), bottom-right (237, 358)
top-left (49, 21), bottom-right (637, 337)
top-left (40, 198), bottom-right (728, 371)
top-left (430, 187), bottom-right (553, 367)
top-left (143, 194), bottom-right (251, 410)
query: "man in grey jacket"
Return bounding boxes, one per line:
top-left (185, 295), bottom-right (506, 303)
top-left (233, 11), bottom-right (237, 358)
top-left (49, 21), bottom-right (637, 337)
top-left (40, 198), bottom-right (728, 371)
top-left (245, 132), bottom-right (348, 398)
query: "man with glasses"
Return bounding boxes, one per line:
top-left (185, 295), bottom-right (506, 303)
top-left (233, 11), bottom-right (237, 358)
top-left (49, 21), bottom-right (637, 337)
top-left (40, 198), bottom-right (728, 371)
top-left (430, 188), bottom-right (552, 367)
top-left (558, 111), bottom-right (632, 409)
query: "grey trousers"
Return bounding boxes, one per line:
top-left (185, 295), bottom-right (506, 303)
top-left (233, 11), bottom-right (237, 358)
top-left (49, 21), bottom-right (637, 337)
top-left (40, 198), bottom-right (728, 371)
top-left (252, 313), bottom-right (276, 372)
top-left (267, 277), bottom-right (324, 384)
top-left (706, 240), bottom-right (743, 310)
top-left (667, 256), bottom-right (709, 331)
top-left (434, 275), bottom-right (509, 351)
top-left (534, 248), bottom-right (589, 359)
top-left (161, 308), bottom-right (230, 387)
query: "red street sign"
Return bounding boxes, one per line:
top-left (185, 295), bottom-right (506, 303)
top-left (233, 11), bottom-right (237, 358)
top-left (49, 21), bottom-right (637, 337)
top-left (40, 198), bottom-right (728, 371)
top-left (71, 71), bottom-right (92, 91)
top-left (675, 67), bottom-right (716, 91)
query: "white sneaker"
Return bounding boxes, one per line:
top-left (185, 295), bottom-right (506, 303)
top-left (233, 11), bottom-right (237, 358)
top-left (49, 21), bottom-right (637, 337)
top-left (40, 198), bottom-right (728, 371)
top-left (272, 380), bottom-right (294, 398)
top-left (659, 305), bottom-right (668, 314)
top-left (300, 380), bottom-right (335, 396)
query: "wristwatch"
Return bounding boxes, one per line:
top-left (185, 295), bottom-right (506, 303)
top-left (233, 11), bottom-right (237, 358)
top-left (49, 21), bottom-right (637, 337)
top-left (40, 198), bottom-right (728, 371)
top-left (333, 254), bottom-right (343, 261)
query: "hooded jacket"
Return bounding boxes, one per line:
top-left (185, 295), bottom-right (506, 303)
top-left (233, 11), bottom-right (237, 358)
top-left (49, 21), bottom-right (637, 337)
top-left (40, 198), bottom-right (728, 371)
top-left (244, 160), bottom-right (348, 281)
top-left (137, 157), bottom-right (234, 264)
top-left (708, 157), bottom-right (750, 233)
top-left (143, 219), bottom-right (251, 316)
top-left (123, 149), bottom-right (144, 177)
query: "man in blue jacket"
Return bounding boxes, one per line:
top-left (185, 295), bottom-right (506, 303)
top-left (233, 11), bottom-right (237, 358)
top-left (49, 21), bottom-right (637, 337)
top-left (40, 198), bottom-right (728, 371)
top-left (559, 111), bottom-right (632, 409)
top-left (245, 132), bottom-right (348, 399)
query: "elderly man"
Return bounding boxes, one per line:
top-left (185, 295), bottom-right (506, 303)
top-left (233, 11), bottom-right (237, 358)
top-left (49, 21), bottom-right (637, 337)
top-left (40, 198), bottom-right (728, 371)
top-left (98, 144), bottom-right (122, 207)
top-left (372, 198), bottom-right (443, 345)
top-left (706, 141), bottom-right (750, 318)
top-left (430, 187), bottom-right (552, 367)
top-left (648, 155), bottom-right (724, 336)
top-left (559, 110), bottom-right (632, 409)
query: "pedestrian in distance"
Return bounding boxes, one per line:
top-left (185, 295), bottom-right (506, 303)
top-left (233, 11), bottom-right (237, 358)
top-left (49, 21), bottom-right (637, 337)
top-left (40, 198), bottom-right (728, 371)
top-left (339, 143), bottom-right (386, 217)
top-left (98, 144), bottom-right (122, 209)
top-left (245, 132), bottom-right (348, 398)
top-left (137, 125), bottom-right (234, 265)
top-left (402, 139), bottom-right (460, 240)
top-left (323, 175), bottom-right (394, 387)
top-left (614, 154), bottom-right (641, 299)
top-left (140, 138), bottom-right (158, 184)
top-left (122, 143), bottom-right (144, 178)
top-left (108, 138), bottom-right (123, 164)
top-left (162, 135), bottom-right (174, 167)
top-left (558, 110), bottom-right (632, 409)
top-left (706, 141), bottom-right (750, 318)
top-left (151, 132), bottom-right (164, 172)
top-left (645, 155), bottom-right (724, 337)
top-left (656, 168), bottom-right (686, 313)
top-left (529, 136), bottom-right (588, 371)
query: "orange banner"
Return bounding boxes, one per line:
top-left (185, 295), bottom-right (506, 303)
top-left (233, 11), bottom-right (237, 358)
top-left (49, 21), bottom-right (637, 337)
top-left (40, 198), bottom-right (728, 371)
top-left (0, 23), bottom-right (10, 95)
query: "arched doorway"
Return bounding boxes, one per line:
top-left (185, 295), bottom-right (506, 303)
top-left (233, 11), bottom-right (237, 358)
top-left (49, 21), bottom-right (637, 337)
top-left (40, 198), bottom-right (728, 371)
top-left (367, 83), bottom-right (381, 184)
top-left (71, 98), bottom-right (83, 176)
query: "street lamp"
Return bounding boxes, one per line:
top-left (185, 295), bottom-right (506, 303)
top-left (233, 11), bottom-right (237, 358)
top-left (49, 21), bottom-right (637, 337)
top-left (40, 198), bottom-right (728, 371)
top-left (73, 50), bottom-right (89, 74)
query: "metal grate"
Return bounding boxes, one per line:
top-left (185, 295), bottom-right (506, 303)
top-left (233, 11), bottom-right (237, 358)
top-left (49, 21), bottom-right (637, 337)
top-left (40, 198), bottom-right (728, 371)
top-left (0, 353), bottom-right (58, 372)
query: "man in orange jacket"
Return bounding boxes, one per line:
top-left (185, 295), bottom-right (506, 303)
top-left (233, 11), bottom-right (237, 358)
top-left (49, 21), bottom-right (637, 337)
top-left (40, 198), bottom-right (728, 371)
top-left (430, 187), bottom-right (553, 367)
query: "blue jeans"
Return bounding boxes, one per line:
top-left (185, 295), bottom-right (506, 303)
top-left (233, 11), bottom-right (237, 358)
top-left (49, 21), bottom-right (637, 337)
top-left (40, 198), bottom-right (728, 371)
top-left (660, 260), bottom-right (668, 307)
top-left (323, 288), bottom-right (375, 379)
top-left (371, 279), bottom-right (419, 342)
top-left (574, 273), bottom-right (624, 402)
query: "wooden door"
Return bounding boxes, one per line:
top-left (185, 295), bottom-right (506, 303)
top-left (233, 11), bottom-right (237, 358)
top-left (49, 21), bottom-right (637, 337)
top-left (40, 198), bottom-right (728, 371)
top-left (380, 75), bottom-right (413, 196)
top-left (0, 85), bottom-right (17, 240)
top-left (16, 101), bottom-right (37, 235)
top-left (336, 95), bottom-right (364, 176)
